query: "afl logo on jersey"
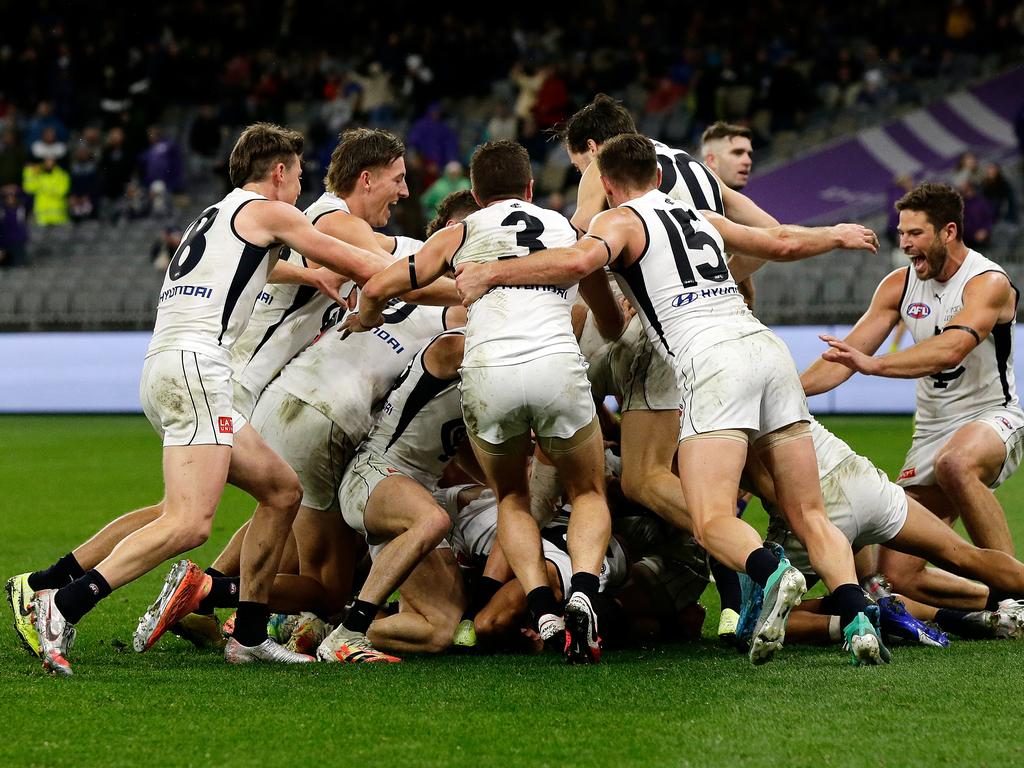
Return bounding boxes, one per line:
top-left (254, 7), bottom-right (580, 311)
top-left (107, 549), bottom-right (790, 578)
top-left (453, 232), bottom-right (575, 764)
top-left (906, 303), bottom-right (931, 319)
top-left (672, 292), bottom-right (698, 307)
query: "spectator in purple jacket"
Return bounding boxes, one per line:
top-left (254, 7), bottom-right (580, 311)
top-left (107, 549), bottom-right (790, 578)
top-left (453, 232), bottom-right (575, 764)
top-left (406, 102), bottom-right (459, 187)
top-left (139, 125), bottom-right (184, 194)
top-left (0, 185), bottom-right (30, 267)
top-left (960, 180), bottom-right (993, 249)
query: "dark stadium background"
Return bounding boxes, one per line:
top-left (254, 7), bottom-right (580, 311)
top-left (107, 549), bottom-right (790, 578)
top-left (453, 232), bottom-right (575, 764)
top-left (0, 0), bottom-right (1021, 404)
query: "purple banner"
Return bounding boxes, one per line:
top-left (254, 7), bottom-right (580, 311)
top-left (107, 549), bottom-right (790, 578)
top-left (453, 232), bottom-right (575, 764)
top-left (745, 66), bottom-right (1024, 224)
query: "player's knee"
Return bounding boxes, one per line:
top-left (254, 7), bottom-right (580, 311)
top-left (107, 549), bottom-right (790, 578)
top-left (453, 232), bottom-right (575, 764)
top-left (473, 612), bottom-right (505, 642)
top-left (177, 519), bottom-right (214, 551)
top-left (412, 507), bottom-right (450, 549)
top-left (618, 468), bottom-right (648, 506)
top-left (934, 450), bottom-right (977, 489)
top-left (263, 468), bottom-right (303, 513)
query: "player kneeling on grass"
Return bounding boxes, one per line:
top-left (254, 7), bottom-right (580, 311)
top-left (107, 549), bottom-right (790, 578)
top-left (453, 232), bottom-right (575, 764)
top-left (454, 133), bottom-right (887, 666)
top-left (738, 418), bottom-right (1024, 649)
top-left (317, 329), bottom-right (476, 662)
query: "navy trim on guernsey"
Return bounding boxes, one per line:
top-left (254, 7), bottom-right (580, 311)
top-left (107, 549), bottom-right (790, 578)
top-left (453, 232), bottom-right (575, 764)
top-left (447, 222), bottom-right (469, 272)
top-left (384, 361), bottom-right (458, 452)
top-left (310, 208), bottom-right (343, 226)
top-left (229, 198), bottom-right (269, 251)
top-left (249, 285), bottom-right (320, 361)
top-left (612, 205), bottom-right (671, 355)
top-left (897, 267), bottom-right (911, 310)
top-left (993, 321), bottom-right (1014, 405)
top-left (217, 242), bottom-right (272, 345)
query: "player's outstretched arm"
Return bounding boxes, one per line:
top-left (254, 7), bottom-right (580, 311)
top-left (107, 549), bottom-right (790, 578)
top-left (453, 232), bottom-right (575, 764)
top-left (454, 208), bottom-right (632, 306)
top-left (346, 224), bottom-right (464, 332)
top-left (267, 260), bottom-right (349, 304)
top-left (821, 271), bottom-right (1012, 379)
top-left (706, 213), bottom-right (879, 262)
top-left (801, 268), bottom-right (905, 394)
top-left (247, 200), bottom-right (387, 285)
top-left (719, 185), bottom-right (780, 228)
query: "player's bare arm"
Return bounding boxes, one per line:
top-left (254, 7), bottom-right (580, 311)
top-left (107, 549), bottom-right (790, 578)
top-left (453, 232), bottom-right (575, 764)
top-left (719, 185), bottom-right (779, 228)
top-left (801, 268), bottom-right (907, 395)
top-left (704, 213), bottom-right (879, 262)
top-left (454, 208), bottom-right (636, 305)
top-left (578, 272), bottom-right (626, 341)
top-left (821, 271), bottom-right (1014, 379)
top-left (236, 200), bottom-right (384, 286)
top-left (345, 224), bottom-right (464, 331)
top-left (317, 209), bottom-right (458, 306)
top-left (266, 260), bottom-right (349, 304)
top-left (570, 161), bottom-right (610, 233)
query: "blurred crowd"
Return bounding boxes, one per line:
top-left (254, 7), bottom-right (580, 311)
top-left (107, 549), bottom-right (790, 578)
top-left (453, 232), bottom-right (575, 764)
top-left (2, 0), bottom-right (1024, 267)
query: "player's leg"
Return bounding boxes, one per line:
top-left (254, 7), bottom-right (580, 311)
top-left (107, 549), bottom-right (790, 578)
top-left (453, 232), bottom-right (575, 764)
top-left (218, 423), bottom-right (305, 655)
top-left (888, 494), bottom-right (1024, 605)
top-left (756, 425), bottom-right (884, 664)
top-left (932, 422), bottom-right (1015, 554)
top-left (619, 410), bottom-right (693, 531)
top-left (880, 485), bottom-right (989, 607)
top-left (367, 547), bottom-right (466, 654)
top-left (320, 473), bottom-right (448, 663)
top-left (289, 506), bottom-right (359, 617)
top-left (474, 561), bottom-right (563, 650)
top-left (472, 432), bottom-right (561, 633)
top-left (8, 502), bottom-right (165, 656)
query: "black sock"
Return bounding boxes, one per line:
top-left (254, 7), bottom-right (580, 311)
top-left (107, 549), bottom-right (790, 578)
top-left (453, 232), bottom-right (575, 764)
top-left (468, 576), bottom-right (503, 618)
top-left (53, 569), bottom-right (111, 625)
top-left (197, 576), bottom-right (239, 614)
top-left (526, 586), bottom-right (560, 624)
top-left (745, 547), bottom-right (781, 587)
top-left (569, 571), bottom-right (600, 600)
top-left (935, 608), bottom-right (992, 639)
top-left (343, 599), bottom-right (379, 635)
top-left (831, 583), bottom-right (868, 630)
top-left (985, 590), bottom-right (1009, 611)
top-left (710, 558), bottom-right (742, 613)
top-left (28, 552), bottom-right (86, 591)
top-left (232, 601), bottom-right (270, 647)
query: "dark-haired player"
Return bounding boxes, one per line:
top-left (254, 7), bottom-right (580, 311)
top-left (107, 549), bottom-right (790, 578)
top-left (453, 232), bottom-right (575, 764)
top-left (454, 134), bottom-right (887, 665)
top-left (548, 95), bottom-right (780, 642)
top-left (803, 182), bottom-right (1024, 607)
top-left (343, 140), bottom-right (625, 663)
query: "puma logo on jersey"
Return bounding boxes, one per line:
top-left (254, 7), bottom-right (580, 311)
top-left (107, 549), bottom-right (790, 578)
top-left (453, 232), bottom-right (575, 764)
top-left (906, 303), bottom-right (930, 319)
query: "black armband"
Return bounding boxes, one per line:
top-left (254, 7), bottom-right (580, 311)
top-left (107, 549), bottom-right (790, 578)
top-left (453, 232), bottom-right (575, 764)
top-left (583, 234), bottom-right (613, 266)
top-left (943, 324), bottom-right (981, 345)
top-left (408, 254), bottom-right (419, 289)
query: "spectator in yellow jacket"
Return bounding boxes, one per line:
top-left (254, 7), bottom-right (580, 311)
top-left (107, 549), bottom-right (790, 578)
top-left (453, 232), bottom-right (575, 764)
top-left (22, 157), bottom-right (70, 226)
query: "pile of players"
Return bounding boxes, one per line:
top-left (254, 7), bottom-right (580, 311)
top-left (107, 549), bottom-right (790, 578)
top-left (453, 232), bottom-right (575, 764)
top-left (7, 95), bottom-right (1024, 677)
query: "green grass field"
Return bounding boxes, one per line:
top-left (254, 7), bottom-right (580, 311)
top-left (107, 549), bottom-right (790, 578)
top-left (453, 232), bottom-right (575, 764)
top-left (1, 415), bottom-right (1022, 768)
